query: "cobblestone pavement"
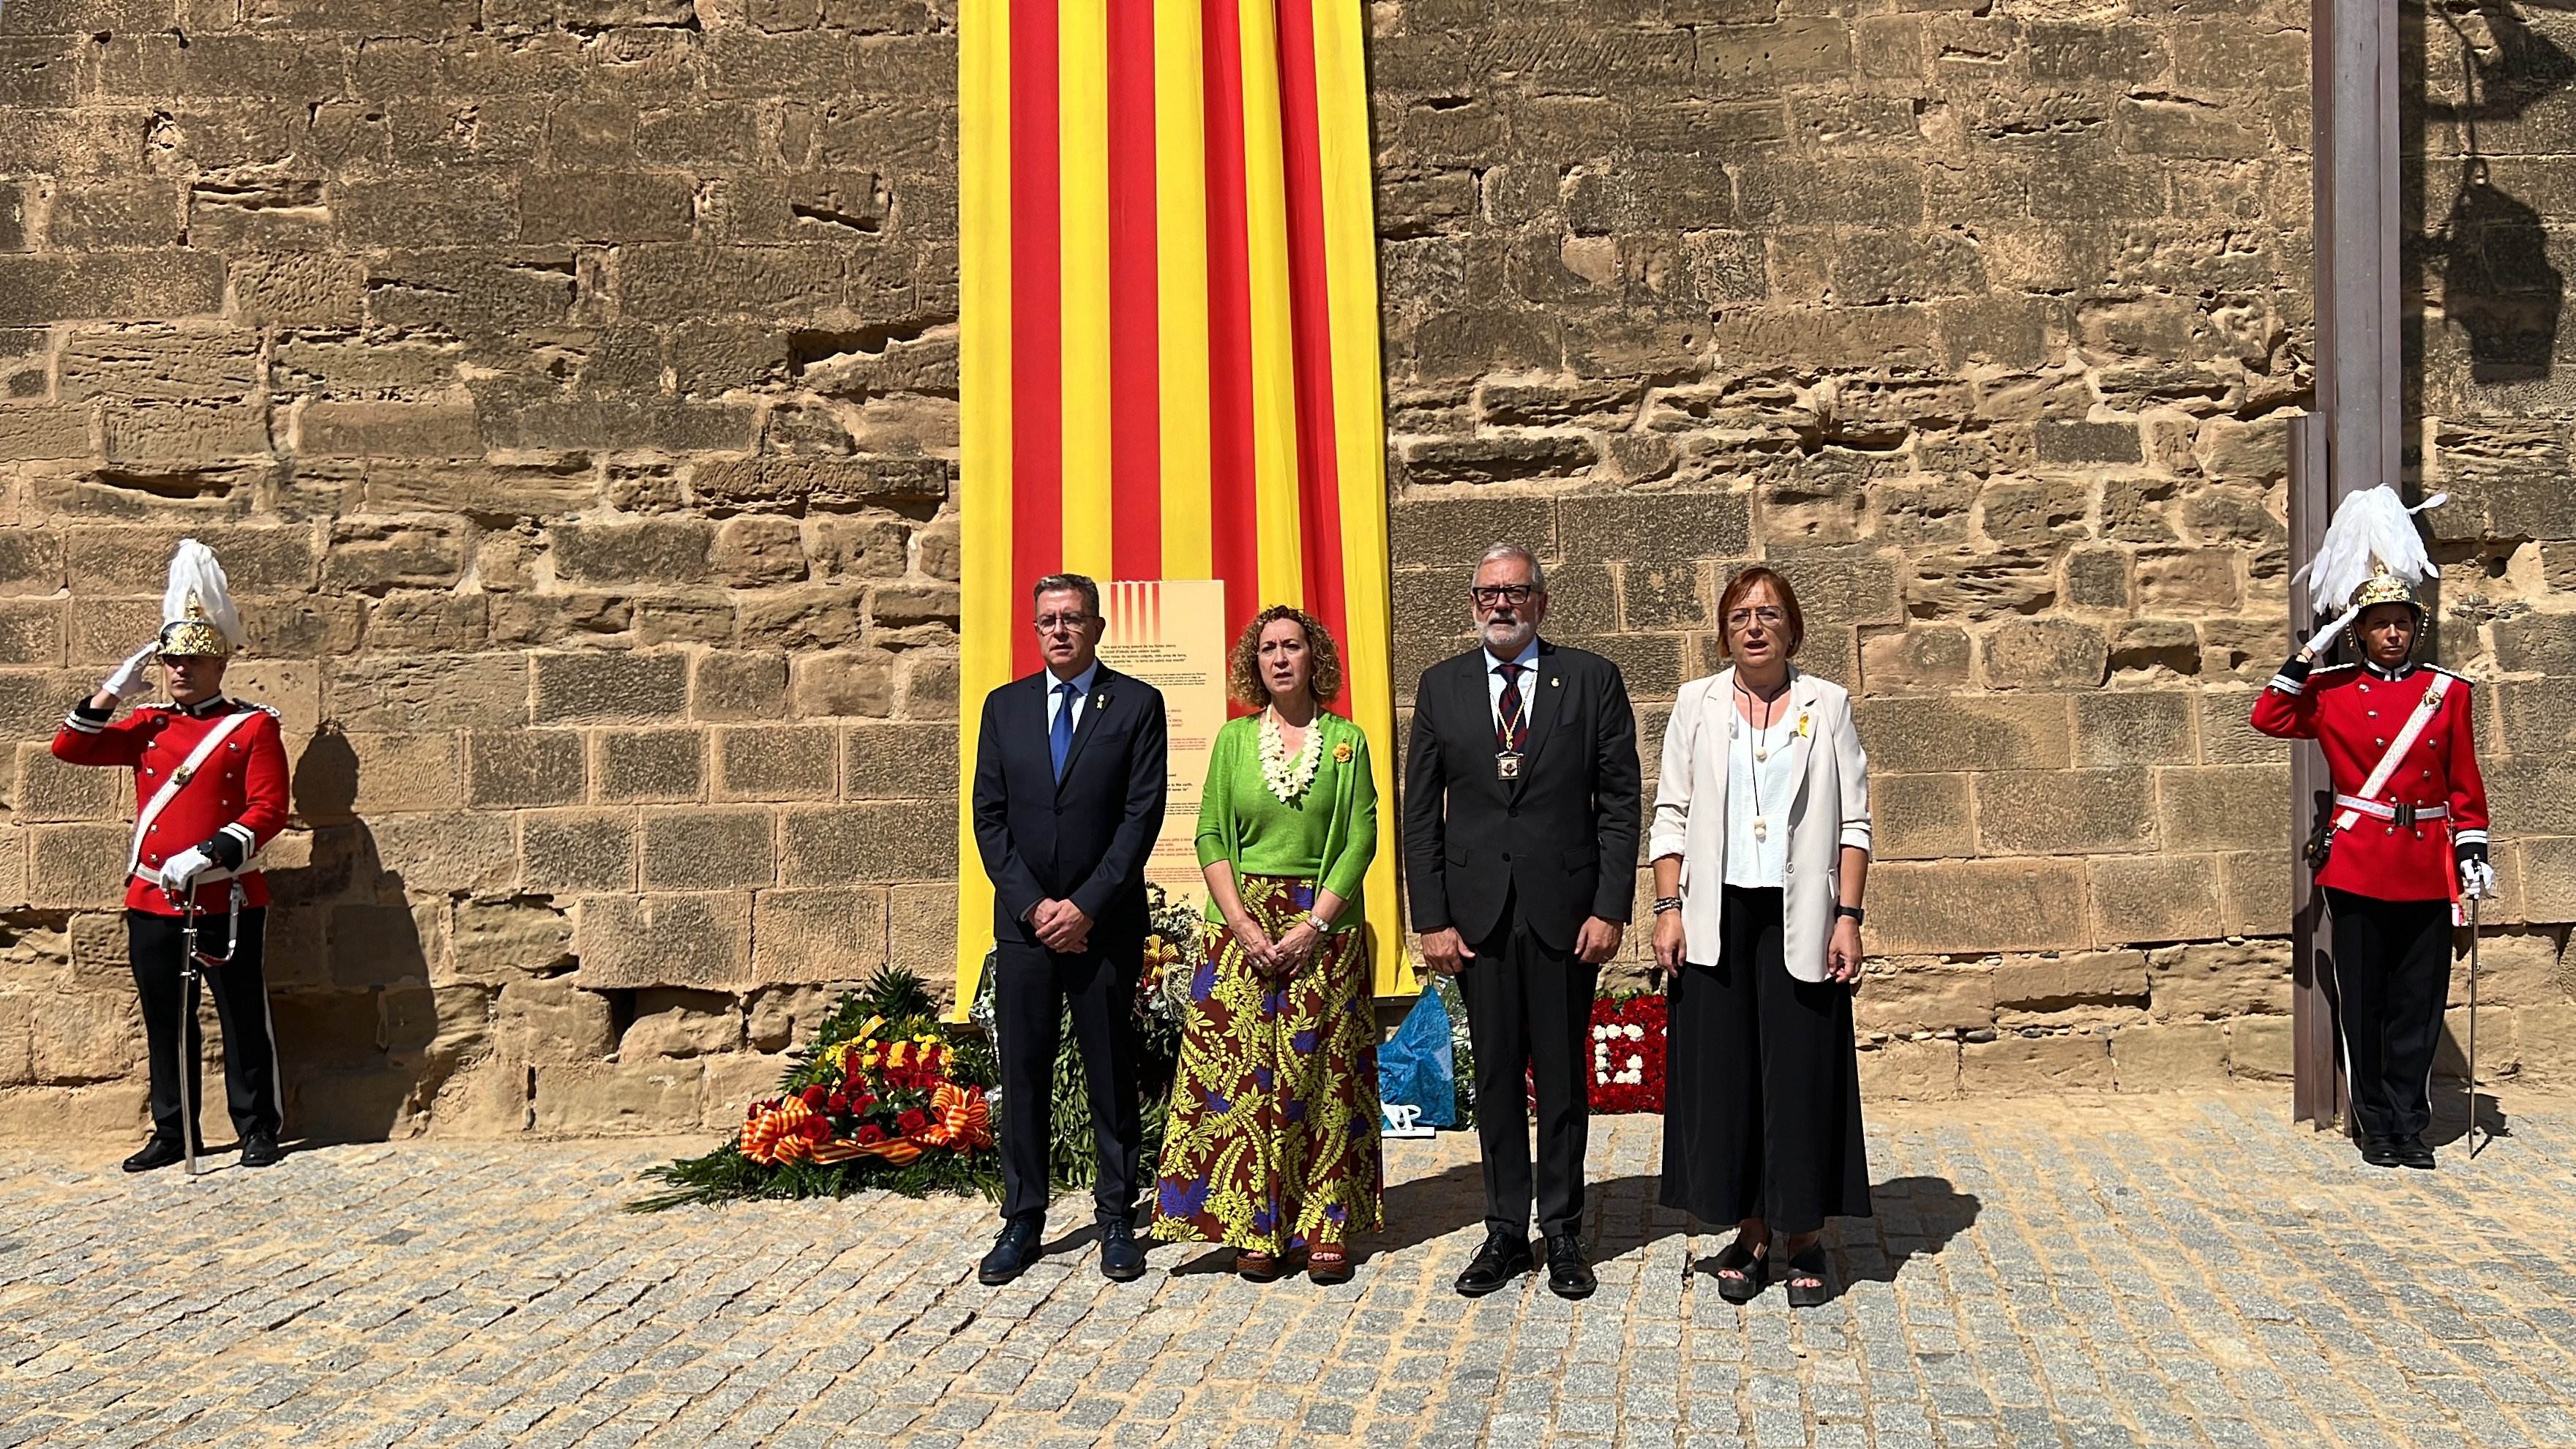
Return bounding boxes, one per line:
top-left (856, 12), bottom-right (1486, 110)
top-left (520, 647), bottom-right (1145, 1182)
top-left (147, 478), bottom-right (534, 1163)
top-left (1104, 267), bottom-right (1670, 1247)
top-left (5, 1090), bottom-right (2576, 1448)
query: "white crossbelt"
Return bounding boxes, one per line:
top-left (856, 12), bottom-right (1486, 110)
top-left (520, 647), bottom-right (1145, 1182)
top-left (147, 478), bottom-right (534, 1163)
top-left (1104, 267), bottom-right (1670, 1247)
top-left (125, 710), bottom-right (260, 883)
top-left (2330, 673), bottom-right (2451, 838)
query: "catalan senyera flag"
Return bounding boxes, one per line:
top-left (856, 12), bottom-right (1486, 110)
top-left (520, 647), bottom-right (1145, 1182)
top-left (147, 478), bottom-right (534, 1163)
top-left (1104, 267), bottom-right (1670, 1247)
top-left (953, 0), bottom-right (1407, 1011)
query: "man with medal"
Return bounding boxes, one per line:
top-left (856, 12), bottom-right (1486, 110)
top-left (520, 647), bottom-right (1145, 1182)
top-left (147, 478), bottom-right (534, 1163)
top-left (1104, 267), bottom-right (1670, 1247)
top-left (1403, 542), bottom-right (1641, 1298)
top-left (53, 540), bottom-right (292, 1173)
top-left (2254, 487), bottom-right (2491, 1170)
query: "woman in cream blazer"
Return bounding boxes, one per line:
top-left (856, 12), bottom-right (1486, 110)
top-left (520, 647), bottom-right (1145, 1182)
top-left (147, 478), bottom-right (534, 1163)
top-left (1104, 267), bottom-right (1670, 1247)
top-left (1649, 566), bottom-right (1873, 1308)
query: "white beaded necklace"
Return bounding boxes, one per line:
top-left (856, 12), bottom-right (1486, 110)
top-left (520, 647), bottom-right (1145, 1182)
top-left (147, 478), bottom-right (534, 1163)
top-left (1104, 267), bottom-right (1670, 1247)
top-left (1257, 706), bottom-right (1322, 805)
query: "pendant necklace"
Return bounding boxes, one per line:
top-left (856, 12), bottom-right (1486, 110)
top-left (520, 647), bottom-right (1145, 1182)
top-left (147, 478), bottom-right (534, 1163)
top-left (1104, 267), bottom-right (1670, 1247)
top-left (1734, 675), bottom-right (1787, 843)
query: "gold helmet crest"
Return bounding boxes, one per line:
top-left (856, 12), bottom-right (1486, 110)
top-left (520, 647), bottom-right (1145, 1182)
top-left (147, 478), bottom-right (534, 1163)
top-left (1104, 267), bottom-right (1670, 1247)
top-left (155, 540), bottom-right (244, 659)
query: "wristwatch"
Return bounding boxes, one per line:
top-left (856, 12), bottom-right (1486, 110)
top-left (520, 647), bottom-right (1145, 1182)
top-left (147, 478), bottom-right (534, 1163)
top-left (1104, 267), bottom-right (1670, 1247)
top-left (1302, 911), bottom-right (1333, 933)
top-left (1834, 904), bottom-right (1865, 925)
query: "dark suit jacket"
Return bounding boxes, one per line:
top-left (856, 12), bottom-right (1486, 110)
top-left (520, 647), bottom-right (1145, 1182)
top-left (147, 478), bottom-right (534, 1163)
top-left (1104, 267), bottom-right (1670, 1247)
top-left (1402, 638), bottom-right (1641, 953)
top-left (973, 664), bottom-right (1170, 954)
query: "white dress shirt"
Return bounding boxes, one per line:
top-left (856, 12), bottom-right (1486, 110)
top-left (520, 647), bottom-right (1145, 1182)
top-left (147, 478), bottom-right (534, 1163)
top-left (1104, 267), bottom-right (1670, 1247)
top-left (1723, 699), bottom-right (1800, 888)
top-left (1044, 660), bottom-right (1101, 742)
top-left (1482, 637), bottom-right (1540, 738)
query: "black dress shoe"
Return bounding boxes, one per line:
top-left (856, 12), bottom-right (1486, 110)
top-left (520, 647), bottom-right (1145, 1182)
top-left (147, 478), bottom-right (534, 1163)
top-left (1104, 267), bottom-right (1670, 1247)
top-left (122, 1137), bottom-right (186, 1173)
top-left (2359, 1136), bottom-right (2403, 1168)
top-left (1543, 1233), bottom-right (1596, 1300)
top-left (239, 1131), bottom-right (282, 1168)
top-left (2395, 1134), bottom-right (2438, 1170)
top-left (978, 1219), bottom-right (1044, 1285)
top-left (1454, 1232), bottom-right (1534, 1298)
top-left (1099, 1220), bottom-right (1147, 1281)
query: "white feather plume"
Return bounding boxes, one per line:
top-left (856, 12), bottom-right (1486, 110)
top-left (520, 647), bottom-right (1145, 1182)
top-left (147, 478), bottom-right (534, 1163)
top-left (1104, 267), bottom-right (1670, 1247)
top-left (162, 538), bottom-right (244, 646)
top-left (2292, 486), bottom-right (2448, 619)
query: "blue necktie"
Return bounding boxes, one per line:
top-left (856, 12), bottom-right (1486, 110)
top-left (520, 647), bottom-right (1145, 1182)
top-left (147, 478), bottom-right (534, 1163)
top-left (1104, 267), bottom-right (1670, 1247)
top-left (1050, 681), bottom-right (1078, 781)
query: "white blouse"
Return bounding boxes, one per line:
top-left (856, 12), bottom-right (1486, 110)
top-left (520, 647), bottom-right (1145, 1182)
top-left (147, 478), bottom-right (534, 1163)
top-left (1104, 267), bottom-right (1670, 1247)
top-left (1723, 701), bottom-right (1800, 888)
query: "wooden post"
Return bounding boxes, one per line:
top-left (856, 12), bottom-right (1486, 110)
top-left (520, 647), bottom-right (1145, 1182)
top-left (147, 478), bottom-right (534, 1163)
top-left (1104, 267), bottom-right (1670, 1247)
top-left (2294, 0), bottom-right (2400, 1128)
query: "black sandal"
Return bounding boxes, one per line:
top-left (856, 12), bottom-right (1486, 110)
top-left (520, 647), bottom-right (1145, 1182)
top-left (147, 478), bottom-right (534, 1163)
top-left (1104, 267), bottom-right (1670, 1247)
top-left (1707, 1237), bottom-right (1768, 1304)
top-left (1779, 1238), bottom-right (1831, 1309)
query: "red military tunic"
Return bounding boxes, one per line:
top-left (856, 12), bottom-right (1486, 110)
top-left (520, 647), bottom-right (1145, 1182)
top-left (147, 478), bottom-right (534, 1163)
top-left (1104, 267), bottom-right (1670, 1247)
top-left (51, 695), bottom-right (291, 916)
top-left (2251, 659), bottom-right (2489, 903)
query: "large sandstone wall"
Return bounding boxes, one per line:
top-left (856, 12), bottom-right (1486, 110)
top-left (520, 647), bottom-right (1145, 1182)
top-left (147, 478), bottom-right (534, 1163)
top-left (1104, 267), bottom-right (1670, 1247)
top-left (0, 0), bottom-right (2566, 1140)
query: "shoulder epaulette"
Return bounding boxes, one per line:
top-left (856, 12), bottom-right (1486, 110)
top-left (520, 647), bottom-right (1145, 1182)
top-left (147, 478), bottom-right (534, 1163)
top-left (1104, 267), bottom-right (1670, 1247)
top-left (2430, 665), bottom-right (2472, 685)
top-left (2313, 662), bottom-right (2360, 674)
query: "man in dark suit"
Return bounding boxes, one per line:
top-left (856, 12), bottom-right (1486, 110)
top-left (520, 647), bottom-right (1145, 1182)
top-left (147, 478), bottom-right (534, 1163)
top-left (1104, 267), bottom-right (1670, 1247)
top-left (972, 572), bottom-right (1169, 1285)
top-left (1404, 542), bottom-right (1640, 1300)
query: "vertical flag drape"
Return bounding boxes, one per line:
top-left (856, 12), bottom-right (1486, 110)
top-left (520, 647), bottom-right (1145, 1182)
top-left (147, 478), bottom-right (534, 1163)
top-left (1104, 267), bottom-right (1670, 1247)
top-left (955, 0), bottom-right (1405, 1011)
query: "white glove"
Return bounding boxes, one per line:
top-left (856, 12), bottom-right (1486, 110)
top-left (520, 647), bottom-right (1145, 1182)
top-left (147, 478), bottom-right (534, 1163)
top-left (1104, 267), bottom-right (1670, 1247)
top-left (100, 642), bottom-right (157, 702)
top-left (158, 846), bottom-right (214, 895)
top-left (2460, 856), bottom-right (2496, 901)
top-left (2299, 606), bottom-right (2362, 661)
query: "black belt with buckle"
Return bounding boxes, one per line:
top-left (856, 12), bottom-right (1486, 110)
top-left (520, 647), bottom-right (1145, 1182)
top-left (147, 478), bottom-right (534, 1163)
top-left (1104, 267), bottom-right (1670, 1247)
top-left (2392, 801), bottom-right (2417, 828)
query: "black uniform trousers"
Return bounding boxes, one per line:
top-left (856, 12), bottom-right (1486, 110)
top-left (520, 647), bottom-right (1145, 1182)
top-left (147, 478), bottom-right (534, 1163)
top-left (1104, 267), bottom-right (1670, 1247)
top-left (993, 938), bottom-right (1143, 1229)
top-left (1456, 906), bottom-right (1598, 1243)
top-left (2325, 887), bottom-right (2452, 1142)
top-left (1660, 886), bottom-right (1871, 1236)
top-left (130, 905), bottom-right (280, 1145)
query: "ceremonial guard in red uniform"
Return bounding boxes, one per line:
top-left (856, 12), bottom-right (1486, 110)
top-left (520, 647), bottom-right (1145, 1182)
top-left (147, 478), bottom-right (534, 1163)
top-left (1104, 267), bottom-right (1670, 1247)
top-left (52, 541), bottom-right (291, 1172)
top-left (2254, 487), bottom-right (2491, 1170)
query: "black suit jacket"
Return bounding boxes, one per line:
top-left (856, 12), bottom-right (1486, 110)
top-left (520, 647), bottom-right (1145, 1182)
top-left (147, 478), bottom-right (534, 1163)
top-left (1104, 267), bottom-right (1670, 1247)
top-left (1402, 638), bottom-right (1641, 953)
top-left (972, 664), bottom-right (1170, 954)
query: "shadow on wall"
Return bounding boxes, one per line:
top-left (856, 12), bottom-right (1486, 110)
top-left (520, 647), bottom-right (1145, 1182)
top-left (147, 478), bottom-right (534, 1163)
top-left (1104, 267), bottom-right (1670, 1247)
top-left (263, 725), bottom-right (439, 1146)
top-left (2422, 0), bottom-right (2576, 382)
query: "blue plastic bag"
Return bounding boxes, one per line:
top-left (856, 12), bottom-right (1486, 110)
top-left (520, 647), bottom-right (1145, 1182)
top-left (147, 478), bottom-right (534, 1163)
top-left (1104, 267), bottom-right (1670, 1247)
top-left (1377, 986), bottom-right (1456, 1132)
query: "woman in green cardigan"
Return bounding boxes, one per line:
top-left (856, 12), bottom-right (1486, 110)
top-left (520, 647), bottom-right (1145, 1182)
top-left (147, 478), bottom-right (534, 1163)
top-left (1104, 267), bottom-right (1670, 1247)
top-left (1149, 604), bottom-right (1382, 1284)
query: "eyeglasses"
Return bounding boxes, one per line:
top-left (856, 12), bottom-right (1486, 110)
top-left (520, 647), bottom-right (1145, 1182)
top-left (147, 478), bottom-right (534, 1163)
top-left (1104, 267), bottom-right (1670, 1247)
top-left (1725, 607), bottom-right (1786, 629)
top-left (1032, 613), bottom-right (1094, 633)
top-left (1470, 585), bottom-right (1537, 607)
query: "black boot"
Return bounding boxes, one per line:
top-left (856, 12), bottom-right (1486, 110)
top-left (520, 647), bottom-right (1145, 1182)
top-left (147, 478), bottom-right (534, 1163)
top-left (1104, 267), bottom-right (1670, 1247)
top-left (239, 1131), bottom-right (283, 1168)
top-left (2358, 1136), bottom-right (2403, 1169)
top-left (2393, 1134), bottom-right (2437, 1170)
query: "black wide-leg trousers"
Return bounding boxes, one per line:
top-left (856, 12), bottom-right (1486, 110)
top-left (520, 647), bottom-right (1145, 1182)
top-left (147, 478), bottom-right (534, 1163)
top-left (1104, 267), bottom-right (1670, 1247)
top-left (1456, 913), bottom-right (1598, 1243)
top-left (1660, 886), bottom-right (1871, 1236)
top-left (129, 906), bottom-right (280, 1145)
top-left (2324, 887), bottom-right (2453, 1142)
top-left (993, 937), bottom-right (1143, 1229)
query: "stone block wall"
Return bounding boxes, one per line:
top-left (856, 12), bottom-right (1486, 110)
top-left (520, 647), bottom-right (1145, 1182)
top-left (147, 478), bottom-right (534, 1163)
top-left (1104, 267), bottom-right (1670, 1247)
top-left (0, 0), bottom-right (2567, 1139)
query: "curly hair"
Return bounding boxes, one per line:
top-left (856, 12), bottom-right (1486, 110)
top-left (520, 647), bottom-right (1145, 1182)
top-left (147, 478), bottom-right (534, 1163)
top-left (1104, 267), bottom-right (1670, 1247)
top-left (1227, 604), bottom-right (1344, 708)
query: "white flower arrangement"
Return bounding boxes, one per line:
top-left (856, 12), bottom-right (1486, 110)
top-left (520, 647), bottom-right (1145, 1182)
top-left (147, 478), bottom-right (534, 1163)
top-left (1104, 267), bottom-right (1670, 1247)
top-left (1257, 707), bottom-right (1323, 805)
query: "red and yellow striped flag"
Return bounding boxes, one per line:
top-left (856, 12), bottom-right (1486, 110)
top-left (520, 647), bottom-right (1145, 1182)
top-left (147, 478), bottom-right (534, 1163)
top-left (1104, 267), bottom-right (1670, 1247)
top-left (954, 0), bottom-right (1405, 1008)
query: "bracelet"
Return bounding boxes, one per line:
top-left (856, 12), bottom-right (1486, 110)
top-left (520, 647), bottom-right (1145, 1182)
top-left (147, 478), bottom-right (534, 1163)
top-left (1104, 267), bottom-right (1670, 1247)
top-left (1835, 904), bottom-right (1865, 925)
top-left (1302, 911), bottom-right (1333, 933)
top-left (1652, 896), bottom-right (1684, 915)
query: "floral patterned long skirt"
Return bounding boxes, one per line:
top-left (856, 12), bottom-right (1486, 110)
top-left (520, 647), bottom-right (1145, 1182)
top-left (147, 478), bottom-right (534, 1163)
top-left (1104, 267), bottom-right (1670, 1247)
top-left (1149, 874), bottom-right (1385, 1253)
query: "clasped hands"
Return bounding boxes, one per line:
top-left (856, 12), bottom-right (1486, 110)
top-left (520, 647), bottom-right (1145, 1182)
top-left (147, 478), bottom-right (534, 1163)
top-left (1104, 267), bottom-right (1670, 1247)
top-left (1418, 916), bottom-right (1623, 976)
top-left (1227, 913), bottom-right (1323, 976)
top-left (1028, 898), bottom-right (1093, 954)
